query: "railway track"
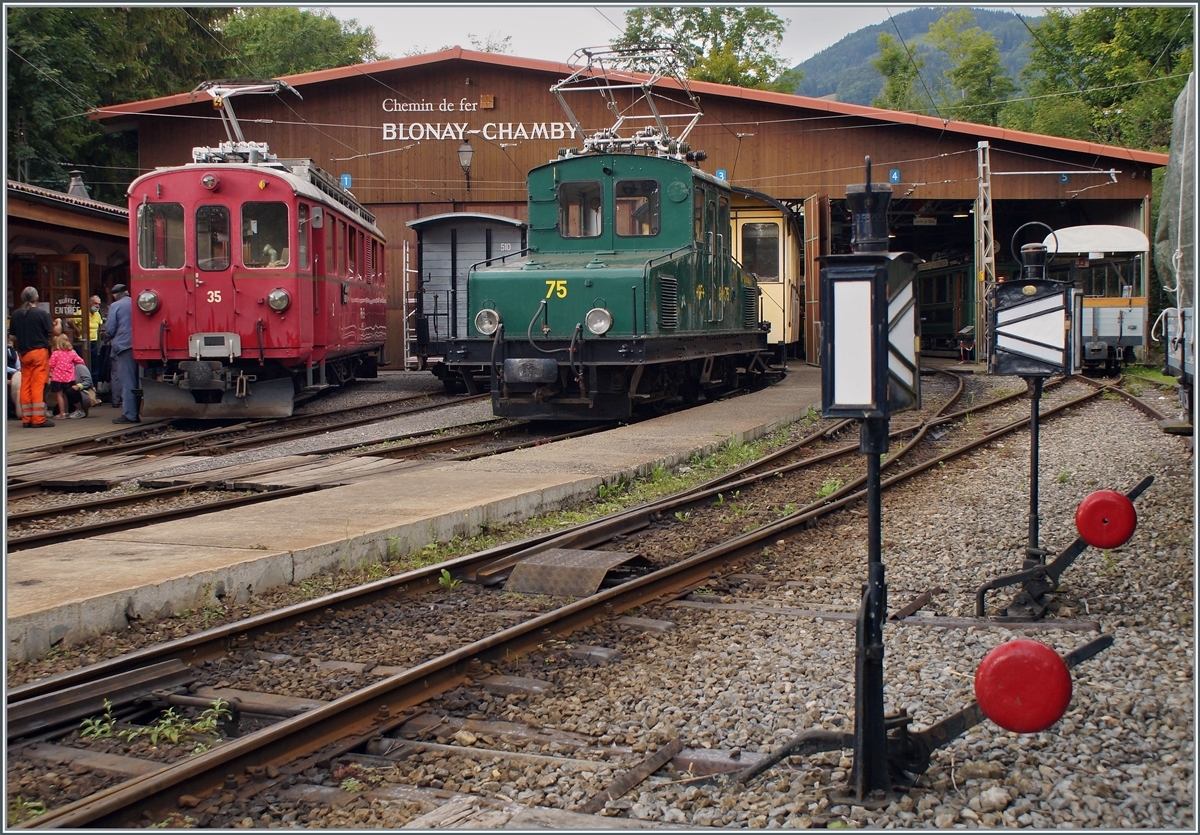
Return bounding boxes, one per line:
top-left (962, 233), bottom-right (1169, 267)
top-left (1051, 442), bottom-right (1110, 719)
top-left (5, 419), bottom-right (616, 549)
top-left (10, 371), bottom-right (1174, 828)
top-left (3, 393), bottom-right (489, 501)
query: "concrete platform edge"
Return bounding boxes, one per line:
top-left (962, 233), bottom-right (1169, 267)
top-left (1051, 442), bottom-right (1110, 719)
top-left (7, 380), bottom-right (818, 661)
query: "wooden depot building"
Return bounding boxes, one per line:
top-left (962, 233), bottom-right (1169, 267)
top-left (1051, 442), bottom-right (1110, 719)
top-left (94, 48), bottom-right (1168, 365)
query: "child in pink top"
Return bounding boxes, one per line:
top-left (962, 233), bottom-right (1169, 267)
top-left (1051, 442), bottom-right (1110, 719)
top-left (48, 333), bottom-right (86, 419)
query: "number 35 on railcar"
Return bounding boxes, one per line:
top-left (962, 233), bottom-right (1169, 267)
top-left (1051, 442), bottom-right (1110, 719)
top-left (127, 81), bottom-right (386, 419)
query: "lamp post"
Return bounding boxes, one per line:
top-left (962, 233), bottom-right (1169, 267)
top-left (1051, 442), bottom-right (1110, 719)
top-left (458, 140), bottom-right (475, 194)
top-left (987, 223), bottom-right (1080, 617)
top-left (820, 157), bottom-right (920, 804)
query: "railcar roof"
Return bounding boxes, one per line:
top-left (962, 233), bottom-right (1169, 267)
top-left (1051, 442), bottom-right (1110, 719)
top-left (1045, 225), bottom-right (1150, 254)
top-left (127, 162), bottom-right (384, 239)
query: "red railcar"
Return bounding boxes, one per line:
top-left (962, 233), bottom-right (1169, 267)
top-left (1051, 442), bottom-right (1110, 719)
top-left (127, 81), bottom-right (386, 419)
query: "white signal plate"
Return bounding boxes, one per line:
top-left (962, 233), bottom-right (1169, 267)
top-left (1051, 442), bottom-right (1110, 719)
top-left (887, 281), bottom-right (920, 411)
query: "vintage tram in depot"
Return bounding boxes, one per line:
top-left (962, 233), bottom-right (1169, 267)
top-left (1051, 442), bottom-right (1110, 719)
top-left (128, 81), bottom-right (386, 419)
top-left (1043, 225), bottom-right (1151, 373)
top-left (434, 49), bottom-right (774, 420)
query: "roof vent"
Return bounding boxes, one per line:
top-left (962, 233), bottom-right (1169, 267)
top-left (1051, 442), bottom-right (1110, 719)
top-left (66, 170), bottom-right (90, 199)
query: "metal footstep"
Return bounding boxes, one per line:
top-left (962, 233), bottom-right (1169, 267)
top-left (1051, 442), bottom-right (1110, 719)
top-left (503, 548), bottom-right (638, 597)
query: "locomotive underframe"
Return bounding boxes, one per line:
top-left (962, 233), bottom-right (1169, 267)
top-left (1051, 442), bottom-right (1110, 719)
top-left (139, 350), bottom-right (380, 419)
top-left (444, 332), bottom-right (770, 419)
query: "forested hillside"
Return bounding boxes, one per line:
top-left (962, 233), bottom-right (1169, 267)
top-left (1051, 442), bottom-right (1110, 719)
top-left (792, 7), bottom-right (1037, 105)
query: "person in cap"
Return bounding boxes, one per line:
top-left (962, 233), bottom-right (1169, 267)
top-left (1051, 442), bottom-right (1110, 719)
top-left (104, 284), bottom-right (139, 424)
top-left (9, 286), bottom-right (62, 427)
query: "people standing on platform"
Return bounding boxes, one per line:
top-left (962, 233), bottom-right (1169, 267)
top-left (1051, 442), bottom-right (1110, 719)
top-left (9, 286), bottom-right (62, 427)
top-left (105, 283), bottom-right (139, 424)
top-left (72, 295), bottom-right (104, 369)
top-left (6, 333), bottom-right (19, 420)
top-left (48, 333), bottom-right (87, 419)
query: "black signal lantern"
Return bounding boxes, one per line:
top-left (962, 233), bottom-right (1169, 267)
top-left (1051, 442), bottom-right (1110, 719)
top-left (820, 159), bottom-right (921, 419)
top-left (989, 222), bottom-right (1081, 378)
top-left (815, 157), bottom-right (922, 805)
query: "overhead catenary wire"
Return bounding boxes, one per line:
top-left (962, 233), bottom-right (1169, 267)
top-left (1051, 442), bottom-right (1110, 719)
top-left (886, 6), bottom-right (942, 121)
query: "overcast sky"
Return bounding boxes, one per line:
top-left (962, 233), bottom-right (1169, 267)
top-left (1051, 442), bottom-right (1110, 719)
top-left (315, 4), bottom-right (967, 67)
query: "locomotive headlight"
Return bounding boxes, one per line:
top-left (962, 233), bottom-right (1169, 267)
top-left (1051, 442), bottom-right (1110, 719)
top-left (136, 290), bottom-right (159, 313)
top-left (474, 307), bottom-right (501, 335)
top-left (267, 288), bottom-right (291, 312)
top-left (585, 307), bottom-right (613, 335)
top-left (200, 173), bottom-right (219, 191)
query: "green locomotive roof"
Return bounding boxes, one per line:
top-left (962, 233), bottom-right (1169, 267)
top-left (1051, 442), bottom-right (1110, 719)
top-left (523, 152), bottom-right (727, 257)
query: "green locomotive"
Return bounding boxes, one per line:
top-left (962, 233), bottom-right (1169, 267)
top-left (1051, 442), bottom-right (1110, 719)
top-left (441, 150), bottom-right (773, 419)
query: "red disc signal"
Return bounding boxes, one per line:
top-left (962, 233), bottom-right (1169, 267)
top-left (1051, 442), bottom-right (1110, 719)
top-left (975, 640), bottom-right (1072, 733)
top-left (1075, 490), bottom-right (1137, 549)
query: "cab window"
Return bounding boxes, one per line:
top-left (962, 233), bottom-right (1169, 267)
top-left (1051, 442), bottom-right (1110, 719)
top-left (242, 202), bottom-right (289, 268)
top-left (693, 187), bottom-right (705, 241)
top-left (196, 206), bottom-right (230, 271)
top-left (615, 179), bottom-right (659, 237)
top-left (558, 181), bottom-right (603, 238)
top-left (137, 203), bottom-right (185, 269)
top-left (742, 222), bottom-right (780, 281)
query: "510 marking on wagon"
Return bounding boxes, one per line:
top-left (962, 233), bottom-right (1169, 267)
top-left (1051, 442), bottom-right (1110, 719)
top-left (545, 280), bottom-right (567, 298)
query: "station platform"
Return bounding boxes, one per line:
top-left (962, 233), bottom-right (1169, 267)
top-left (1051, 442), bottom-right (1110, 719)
top-left (5, 366), bottom-right (822, 661)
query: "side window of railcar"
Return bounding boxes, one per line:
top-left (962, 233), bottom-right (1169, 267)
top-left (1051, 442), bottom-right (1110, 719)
top-left (137, 203), bottom-right (185, 269)
top-left (298, 204), bottom-right (310, 269)
top-left (348, 227), bottom-right (359, 279)
top-left (558, 181), bottom-right (603, 238)
top-left (374, 238), bottom-right (382, 284)
top-left (325, 214), bottom-right (335, 276)
top-left (742, 223), bottom-right (780, 282)
top-left (336, 220), bottom-right (346, 277)
top-left (693, 187), bottom-right (705, 241)
top-left (614, 179), bottom-right (659, 237)
top-left (243, 203), bottom-right (289, 268)
top-left (196, 206), bottom-right (231, 271)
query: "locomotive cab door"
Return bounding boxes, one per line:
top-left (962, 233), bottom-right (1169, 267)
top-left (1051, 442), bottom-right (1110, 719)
top-left (693, 185), bottom-right (714, 330)
top-left (194, 204), bottom-right (238, 340)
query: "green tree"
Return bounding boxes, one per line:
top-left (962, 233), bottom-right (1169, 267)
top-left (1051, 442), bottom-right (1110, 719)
top-left (926, 8), bottom-right (1017, 125)
top-left (468, 32), bottom-right (513, 54)
top-left (219, 7), bottom-right (385, 77)
top-left (872, 32), bottom-right (928, 112)
top-left (6, 7), bottom-right (387, 203)
top-left (613, 7), bottom-right (801, 93)
top-left (1001, 7), bottom-right (1193, 150)
top-left (6, 7), bottom-right (231, 201)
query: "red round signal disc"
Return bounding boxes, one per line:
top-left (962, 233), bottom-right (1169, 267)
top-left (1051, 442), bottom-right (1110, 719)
top-left (975, 640), bottom-right (1072, 733)
top-left (1075, 490), bottom-right (1137, 549)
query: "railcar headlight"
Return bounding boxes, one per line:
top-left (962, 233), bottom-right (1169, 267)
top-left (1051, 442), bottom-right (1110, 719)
top-left (200, 173), bottom-right (219, 191)
top-left (267, 288), bottom-right (291, 312)
top-left (585, 307), bottom-right (613, 335)
top-left (475, 307), bottom-right (501, 336)
top-left (136, 290), bottom-right (159, 313)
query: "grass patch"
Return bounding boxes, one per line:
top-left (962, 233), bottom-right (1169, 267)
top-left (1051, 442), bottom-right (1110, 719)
top-left (1123, 365), bottom-right (1177, 387)
top-left (381, 422), bottom-right (809, 573)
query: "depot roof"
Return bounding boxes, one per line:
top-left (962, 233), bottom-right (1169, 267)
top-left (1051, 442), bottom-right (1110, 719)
top-left (91, 47), bottom-right (1168, 168)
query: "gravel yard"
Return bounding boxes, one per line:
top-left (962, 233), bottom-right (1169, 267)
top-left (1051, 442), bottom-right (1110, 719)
top-left (380, 395), bottom-right (1193, 829)
top-left (7, 378), bottom-right (1193, 829)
